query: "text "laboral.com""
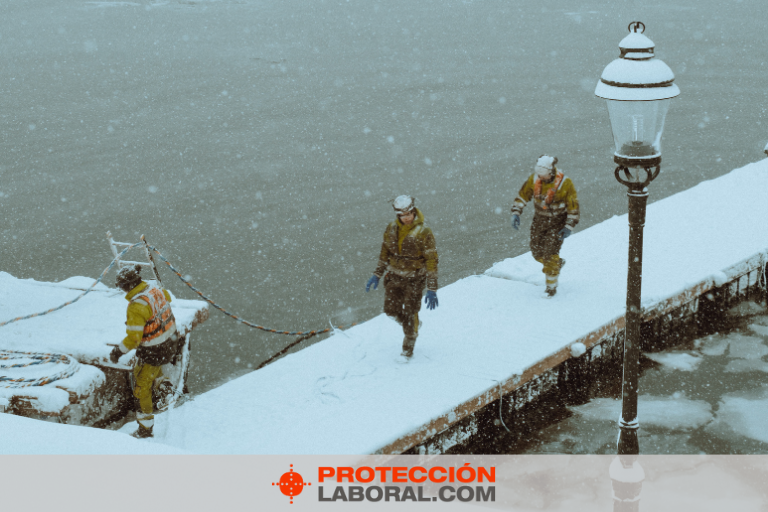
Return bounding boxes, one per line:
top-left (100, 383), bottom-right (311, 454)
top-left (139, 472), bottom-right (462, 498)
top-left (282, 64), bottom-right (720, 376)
top-left (317, 464), bottom-right (495, 503)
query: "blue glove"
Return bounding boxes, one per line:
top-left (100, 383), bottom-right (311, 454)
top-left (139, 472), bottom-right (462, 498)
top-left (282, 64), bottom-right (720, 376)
top-left (366, 275), bottom-right (379, 292)
top-left (559, 227), bottom-right (572, 241)
top-left (511, 214), bottom-right (520, 230)
top-left (424, 290), bottom-right (438, 310)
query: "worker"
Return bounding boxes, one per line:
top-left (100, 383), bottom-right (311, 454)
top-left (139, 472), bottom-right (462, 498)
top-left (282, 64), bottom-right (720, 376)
top-left (510, 155), bottom-right (580, 296)
top-left (109, 265), bottom-right (179, 438)
top-left (365, 195), bottom-right (439, 359)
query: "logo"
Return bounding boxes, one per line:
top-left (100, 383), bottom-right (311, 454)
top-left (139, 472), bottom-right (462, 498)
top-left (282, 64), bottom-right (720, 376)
top-left (272, 464), bottom-right (311, 504)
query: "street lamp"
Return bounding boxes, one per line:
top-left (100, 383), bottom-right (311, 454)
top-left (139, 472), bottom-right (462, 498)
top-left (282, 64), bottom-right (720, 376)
top-left (595, 21), bottom-right (680, 455)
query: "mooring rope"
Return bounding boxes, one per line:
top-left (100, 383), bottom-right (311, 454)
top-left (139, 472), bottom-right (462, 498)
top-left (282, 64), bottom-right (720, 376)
top-left (145, 244), bottom-right (355, 341)
top-left (0, 351), bottom-right (80, 388)
top-left (0, 242), bottom-right (143, 328)
top-left (0, 239), bottom-right (355, 381)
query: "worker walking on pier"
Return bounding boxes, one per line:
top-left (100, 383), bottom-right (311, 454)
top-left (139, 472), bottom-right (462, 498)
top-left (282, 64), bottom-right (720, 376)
top-left (510, 156), bottom-right (580, 297)
top-left (109, 264), bottom-right (179, 438)
top-left (366, 195), bottom-right (439, 359)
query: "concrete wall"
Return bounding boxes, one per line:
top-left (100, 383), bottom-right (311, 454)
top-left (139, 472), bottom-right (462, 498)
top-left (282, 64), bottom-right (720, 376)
top-left (405, 258), bottom-right (767, 454)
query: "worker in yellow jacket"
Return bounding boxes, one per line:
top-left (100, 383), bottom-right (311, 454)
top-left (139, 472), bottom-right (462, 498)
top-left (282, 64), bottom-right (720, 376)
top-left (510, 156), bottom-right (580, 297)
top-left (109, 264), bottom-right (180, 438)
top-left (366, 195), bottom-right (439, 359)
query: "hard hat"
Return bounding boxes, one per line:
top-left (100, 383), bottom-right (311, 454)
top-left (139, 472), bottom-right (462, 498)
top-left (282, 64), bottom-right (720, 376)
top-left (535, 155), bottom-right (558, 177)
top-left (393, 195), bottom-right (416, 214)
top-left (116, 264), bottom-right (143, 292)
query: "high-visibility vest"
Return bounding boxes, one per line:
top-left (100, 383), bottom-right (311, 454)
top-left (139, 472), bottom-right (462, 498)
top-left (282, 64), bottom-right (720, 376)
top-left (533, 171), bottom-right (565, 210)
top-left (131, 282), bottom-right (177, 347)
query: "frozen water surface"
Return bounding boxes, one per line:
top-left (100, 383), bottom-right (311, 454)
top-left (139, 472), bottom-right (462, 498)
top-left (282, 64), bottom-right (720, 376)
top-left (522, 307), bottom-right (768, 454)
top-left (697, 334), bottom-right (729, 356)
top-left (725, 335), bottom-right (768, 359)
top-left (644, 351), bottom-right (703, 371)
top-left (706, 385), bottom-right (768, 446)
top-left (569, 395), bottom-right (713, 430)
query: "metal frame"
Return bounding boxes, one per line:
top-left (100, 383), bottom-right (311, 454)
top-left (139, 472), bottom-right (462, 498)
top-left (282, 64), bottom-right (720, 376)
top-left (106, 231), bottom-right (162, 284)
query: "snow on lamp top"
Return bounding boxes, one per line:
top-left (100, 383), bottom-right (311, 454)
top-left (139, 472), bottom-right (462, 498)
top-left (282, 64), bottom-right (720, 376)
top-left (595, 22), bottom-right (680, 102)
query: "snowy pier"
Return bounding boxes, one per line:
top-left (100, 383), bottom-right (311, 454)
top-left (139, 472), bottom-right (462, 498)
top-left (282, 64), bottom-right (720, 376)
top-left (150, 160), bottom-right (767, 455)
top-left (2, 162), bottom-right (767, 454)
top-left (0, 275), bottom-right (208, 425)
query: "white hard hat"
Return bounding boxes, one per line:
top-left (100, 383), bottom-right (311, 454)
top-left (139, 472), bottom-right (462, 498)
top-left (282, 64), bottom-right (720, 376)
top-left (393, 195), bottom-right (415, 214)
top-left (535, 155), bottom-right (557, 177)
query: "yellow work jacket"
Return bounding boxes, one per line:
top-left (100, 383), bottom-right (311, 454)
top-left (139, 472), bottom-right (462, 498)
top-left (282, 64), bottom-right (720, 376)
top-left (511, 171), bottom-right (580, 228)
top-left (373, 208), bottom-right (439, 291)
top-left (119, 281), bottom-right (176, 353)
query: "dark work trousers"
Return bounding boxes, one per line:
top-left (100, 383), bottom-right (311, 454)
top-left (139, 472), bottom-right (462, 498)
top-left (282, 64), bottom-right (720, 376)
top-left (383, 271), bottom-right (426, 353)
top-left (530, 214), bottom-right (567, 276)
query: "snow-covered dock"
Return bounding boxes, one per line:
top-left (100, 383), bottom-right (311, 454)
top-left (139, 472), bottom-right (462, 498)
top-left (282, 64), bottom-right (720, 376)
top-left (0, 274), bottom-right (208, 424)
top-left (151, 160), bottom-right (767, 454)
top-left (2, 162), bottom-right (767, 454)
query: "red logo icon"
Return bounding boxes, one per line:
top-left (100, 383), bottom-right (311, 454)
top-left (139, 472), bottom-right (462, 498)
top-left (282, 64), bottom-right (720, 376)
top-left (272, 464), bottom-right (311, 504)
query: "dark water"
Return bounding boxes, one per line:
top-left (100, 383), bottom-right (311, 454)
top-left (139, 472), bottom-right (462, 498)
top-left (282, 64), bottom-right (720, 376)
top-left (1, 0), bottom-right (766, 393)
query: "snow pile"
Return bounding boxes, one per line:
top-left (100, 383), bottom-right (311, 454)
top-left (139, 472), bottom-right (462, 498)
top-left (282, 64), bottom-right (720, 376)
top-left (0, 413), bottom-right (188, 454)
top-left (570, 342), bottom-right (587, 358)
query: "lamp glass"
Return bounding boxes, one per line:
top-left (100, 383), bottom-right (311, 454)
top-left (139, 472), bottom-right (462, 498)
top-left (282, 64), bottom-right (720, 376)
top-left (605, 98), bottom-right (671, 161)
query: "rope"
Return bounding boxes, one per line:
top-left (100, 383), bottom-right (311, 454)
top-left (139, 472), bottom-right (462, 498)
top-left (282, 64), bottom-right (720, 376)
top-left (145, 244), bottom-right (356, 339)
top-left (0, 351), bottom-right (80, 388)
top-left (0, 242), bottom-right (143, 328)
top-left (495, 380), bottom-right (511, 433)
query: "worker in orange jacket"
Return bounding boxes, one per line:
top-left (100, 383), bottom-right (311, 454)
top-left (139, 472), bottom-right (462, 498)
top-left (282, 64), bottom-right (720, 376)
top-left (109, 265), bottom-right (180, 438)
top-left (510, 156), bottom-right (580, 297)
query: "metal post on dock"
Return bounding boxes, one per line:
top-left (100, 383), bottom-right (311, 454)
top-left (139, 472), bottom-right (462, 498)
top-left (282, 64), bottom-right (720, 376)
top-left (616, 173), bottom-right (653, 454)
top-left (595, 22), bottom-right (680, 454)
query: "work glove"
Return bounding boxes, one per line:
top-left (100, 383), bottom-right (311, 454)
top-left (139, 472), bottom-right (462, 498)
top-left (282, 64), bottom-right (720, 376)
top-left (511, 214), bottom-right (520, 231)
top-left (366, 275), bottom-right (380, 292)
top-left (424, 290), bottom-right (438, 310)
top-left (109, 346), bottom-right (124, 364)
top-left (559, 227), bottom-right (572, 241)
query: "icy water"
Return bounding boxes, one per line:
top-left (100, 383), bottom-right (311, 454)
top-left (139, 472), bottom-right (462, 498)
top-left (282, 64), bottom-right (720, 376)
top-left (1, 0), bottom-right (766, 393)
top-left (518, 304), bottom-right (768, 455)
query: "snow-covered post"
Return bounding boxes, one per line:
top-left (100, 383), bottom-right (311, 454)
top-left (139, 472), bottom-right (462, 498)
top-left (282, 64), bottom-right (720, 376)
top-left (595, 21), bottom-right (680, 455)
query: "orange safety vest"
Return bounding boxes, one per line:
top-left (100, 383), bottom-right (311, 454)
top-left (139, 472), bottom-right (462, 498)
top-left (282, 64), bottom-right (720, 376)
top-left (533, 171), bottom-right (565, 210)
top-left (131, 282), bottom-right (177, 347)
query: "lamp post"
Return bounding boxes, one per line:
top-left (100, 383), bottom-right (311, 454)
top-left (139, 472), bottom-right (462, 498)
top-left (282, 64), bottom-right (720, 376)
top-left (595, 22), bottom-right (680, 455)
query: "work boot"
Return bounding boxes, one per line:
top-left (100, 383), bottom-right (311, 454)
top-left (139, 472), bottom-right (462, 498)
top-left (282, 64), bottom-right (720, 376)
top-left (401, 334), bottom-right (417, 358)
top-left (545, 274), bottom-right (558, 297)
top-left (132, 424), bottom-right (153, 439)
